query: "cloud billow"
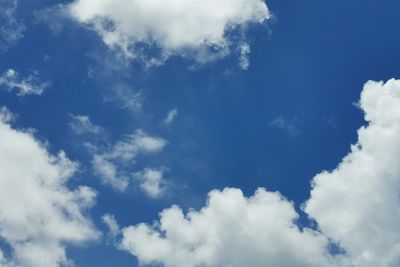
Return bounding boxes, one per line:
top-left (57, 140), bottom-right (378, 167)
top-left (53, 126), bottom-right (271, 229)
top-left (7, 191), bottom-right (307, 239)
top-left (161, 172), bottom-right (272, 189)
top-left (65, 0), bottom-right (270, 67)
top-left (0, 108), bottom-right (99, 267)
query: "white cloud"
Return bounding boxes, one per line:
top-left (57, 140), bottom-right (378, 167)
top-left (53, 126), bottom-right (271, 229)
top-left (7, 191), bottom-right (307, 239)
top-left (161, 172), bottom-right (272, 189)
top-left (102, 213), bottom-right (121, 240)
top-left (115, 78), bottom-right (400, 267)
top-left (135, 168), bottom-right (166, 198)
top-left (0, 0), bottom-right (25, 52)
top-left (103, 84), bottom-right (143, 111)
top-left (90, 130), bottom-right (167, 191)
top-left (92, 154), bottom-right (129, 191)
top-left (65, 0), bottom-right (270, 65)
top-left (69, 114), bottom-right (103, 135)
top-left (238, 42), bottom-right (251, 70)
top-left (305, 78), bottom-right (400, 267)
top-left (164, 108), bottom-right (178, 126)
top-left (0, 106), bottom-right (15, 123)
top-left (120, 188), bottom-right (346, 267)
top-left (0, 107), bottom-right (99, 267)
top-left (0, 69), bottom-right (50, 96)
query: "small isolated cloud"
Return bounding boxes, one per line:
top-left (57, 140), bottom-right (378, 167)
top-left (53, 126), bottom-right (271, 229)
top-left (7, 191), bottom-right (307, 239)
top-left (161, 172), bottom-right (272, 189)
top-left (103, 84), bottom-right (143, 111)
top-left (65, 0), bottom-right (270, 66)
top-left (92, 154), bottom-right (129, 191)
top-left (135, 168), bottom-right (166, 199)
top-left (238, 42), bottom-right (251, 70)
top-left (0, 107), bottom-right (99, 267)
top-left (113, 78), bottom-right (400, 267)
top-left (164, 108), bottom-right (178, 126)
top-left (89, 130), bottom-right (167, 191)
top-left (102, 213), bottom-right (121, 241)
top-left (69, 114), bottom-right (103, 135)
top-left (0, 0), bottom-right (25, 52)
top-left (269, 116), bottom-right (300, 137)
top-left (0, 69), bottom-right (50, 96)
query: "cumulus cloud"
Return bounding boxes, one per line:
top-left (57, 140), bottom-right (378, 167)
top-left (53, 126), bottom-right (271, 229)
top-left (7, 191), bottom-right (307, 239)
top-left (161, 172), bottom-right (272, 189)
top-left (69, 114), bottom-right (103, 135)
top-left (305, 78), bottom-right (400, 267)
top-left (120, 188), bottom-right (346, 267)
top-left (114, 78), bottom-right (400, 267)
top-left (164, 108), bottom-right (178, 126)
top-left (65, 0), bottom-right (270, 65)
top-left (0, 0), bottom-right (25, 52)
top-left (135, 168), bottom-right (166, 198)
top-left (0, 107), bottom-right (99, 267)
top-left (0, 69), bottom-right (50, 96)
top-left (90, 130), bottom-right (167, 191)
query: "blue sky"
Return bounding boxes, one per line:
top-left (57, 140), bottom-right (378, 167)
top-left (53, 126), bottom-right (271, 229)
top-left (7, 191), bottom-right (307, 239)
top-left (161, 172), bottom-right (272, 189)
top-left (1, 0), bottom-right (400, 267)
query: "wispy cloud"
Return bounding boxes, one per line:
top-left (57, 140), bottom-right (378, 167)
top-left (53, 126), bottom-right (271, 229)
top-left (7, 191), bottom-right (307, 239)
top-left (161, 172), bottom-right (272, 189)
top-left (0, 0), bottom-right (25, 52)
top-left (88, 130), bottom-right (167, 191)
top-left (103, 84), bottom-right (143, 112)
top-left (164, 108), bottom-right (178, 126)
top-left (69, 114), bottom-right (103, 135)
top-left (269, 116), bottom-right (300, 137)
top-left (135, 168), bottom-right (167, 199)
top-left (0, 69), bottom-right (50, 96)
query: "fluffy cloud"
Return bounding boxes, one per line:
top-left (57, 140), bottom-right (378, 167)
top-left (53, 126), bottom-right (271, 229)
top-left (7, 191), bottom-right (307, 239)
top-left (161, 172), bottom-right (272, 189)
top-left (0, 0), bottom-right (25, 52)
top-left (65, 0), bottom-right (270, 65)
top-left (115, 78), bottom-right (400, 267)
top-left (135, 168), bottom-right (166, 198)
top-left (69, 114), bottom-right (103, 135)
top-left (0, 107), bottom-right (99, 267)
top-left (0, 69), bottom-right (49, 96)
top-left (120, 188), bottom-right (346, 267)
top-left (305, 78), bottom-right (400, 267)
top-left (90, 130), bottom-right (167, 191)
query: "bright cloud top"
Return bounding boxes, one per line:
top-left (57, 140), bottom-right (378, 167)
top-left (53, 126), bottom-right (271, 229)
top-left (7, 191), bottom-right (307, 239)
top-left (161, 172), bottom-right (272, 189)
top-left (120, 188), bottom-right (345, 267)
top-left (115, 78), bottom-right (400, 267)
top-left (0, 108), bottom-right (99, 267)
top-left (305, 78), bottom-right (400, 267)
top-left (66, 0), bottom-right (270, 65)
top-left (0, 69), bottom-right (49, 96)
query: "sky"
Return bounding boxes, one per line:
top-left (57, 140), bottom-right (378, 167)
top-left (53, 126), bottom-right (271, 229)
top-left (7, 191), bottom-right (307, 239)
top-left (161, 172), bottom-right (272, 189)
top-left (1, 0), bottom-right (400, 267)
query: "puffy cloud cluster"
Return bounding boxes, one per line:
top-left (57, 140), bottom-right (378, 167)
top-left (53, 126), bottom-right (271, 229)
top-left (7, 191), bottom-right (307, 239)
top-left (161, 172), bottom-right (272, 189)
top-left (0, 69), bottom-right (49, 96)
top-left (305, 78), bottom-right (400, 267)
top-left (89, 130), bottom-right (167, 191)
top-left (116, 78), bottom-right (400, 267)
top-left (65, 0), bottom-right (270, 66)
top-left (120, 188), bottom-right (345, 267)
top-left (0, 107), bottom-right (99, 267)
top-left (0, 0), bottom-right (25, 52)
